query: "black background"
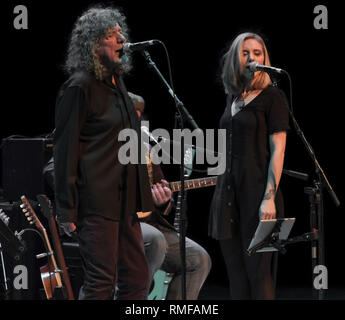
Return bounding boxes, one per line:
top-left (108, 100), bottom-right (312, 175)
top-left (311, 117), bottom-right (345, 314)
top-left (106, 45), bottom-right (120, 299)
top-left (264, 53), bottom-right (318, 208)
top-left (1, 0), bottom-right (343, 297)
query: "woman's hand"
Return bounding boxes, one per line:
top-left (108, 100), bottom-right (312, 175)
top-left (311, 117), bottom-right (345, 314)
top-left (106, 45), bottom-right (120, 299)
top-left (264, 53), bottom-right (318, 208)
top-left (259, 131), bottom-right (287, 221)
top-left (259, 198), bottom-right (276, 220)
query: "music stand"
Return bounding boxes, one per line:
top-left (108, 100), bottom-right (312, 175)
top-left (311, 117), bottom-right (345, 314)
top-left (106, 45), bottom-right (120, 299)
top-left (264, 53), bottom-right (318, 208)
top-left (247, 218), bottom-right (296, 256)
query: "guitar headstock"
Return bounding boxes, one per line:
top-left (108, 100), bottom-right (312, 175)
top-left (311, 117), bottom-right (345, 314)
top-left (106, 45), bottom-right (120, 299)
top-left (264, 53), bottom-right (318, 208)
top-left (20, 195), bottom-right (45, 233)
top-left (0, 208), bottom-right (10, 226)
top-left (184, 147), bottom-right (193, 165)
top-left (184, 147), bottom-right (195, 178)
top-left (36, 194), bottom-right (54, 220)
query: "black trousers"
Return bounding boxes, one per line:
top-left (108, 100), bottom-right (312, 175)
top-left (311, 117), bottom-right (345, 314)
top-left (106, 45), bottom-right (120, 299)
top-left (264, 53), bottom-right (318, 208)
top-left (218, 157), bottom-right (283, 300)
top-left (77, 214), bottom-right (149, 300)
top-left (219, 230), bottom-right (275, 300)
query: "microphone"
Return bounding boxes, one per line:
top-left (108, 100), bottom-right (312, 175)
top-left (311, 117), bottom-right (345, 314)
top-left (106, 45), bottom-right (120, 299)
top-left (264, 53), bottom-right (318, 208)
top-left (124, 40), bottom-right (160, 52)
top-left (141, 126), bottom-right (160, 145)
top-left (283, 169), bottom-right (309, 181)
top-left (248, 61), bottom-right (284, 74)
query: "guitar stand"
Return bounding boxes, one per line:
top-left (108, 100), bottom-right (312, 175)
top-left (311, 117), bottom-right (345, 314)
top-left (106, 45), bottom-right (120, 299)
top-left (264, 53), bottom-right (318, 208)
top-left (36, 247), bottom-right (67, 300)
top-left (52, 285), bottom-right (66, 300)
top-left (39, 284), bottom-right (66, 300)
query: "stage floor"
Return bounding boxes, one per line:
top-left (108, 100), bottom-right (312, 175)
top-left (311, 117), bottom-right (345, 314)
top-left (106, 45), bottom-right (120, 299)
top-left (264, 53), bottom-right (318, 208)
top-left (199, 283), bottom-right (345, 300)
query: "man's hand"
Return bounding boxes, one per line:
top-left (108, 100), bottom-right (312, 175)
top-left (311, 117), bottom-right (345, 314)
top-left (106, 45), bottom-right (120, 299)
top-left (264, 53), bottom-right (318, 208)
top-left (60, 222), bottom-right (77, 237)
top-left (151, 179), bottom-right (172, 207)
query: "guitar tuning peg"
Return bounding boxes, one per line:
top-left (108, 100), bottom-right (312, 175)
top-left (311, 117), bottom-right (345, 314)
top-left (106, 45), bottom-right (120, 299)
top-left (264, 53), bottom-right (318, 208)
top-left (22, 208), bottom-right (28, 213)
top-left (0, 211), bottom-right (10, 226)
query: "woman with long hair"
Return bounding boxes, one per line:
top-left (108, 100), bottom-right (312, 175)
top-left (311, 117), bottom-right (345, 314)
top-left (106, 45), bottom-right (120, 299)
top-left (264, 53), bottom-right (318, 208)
top-left (209, 32), bottom-right (290, 299)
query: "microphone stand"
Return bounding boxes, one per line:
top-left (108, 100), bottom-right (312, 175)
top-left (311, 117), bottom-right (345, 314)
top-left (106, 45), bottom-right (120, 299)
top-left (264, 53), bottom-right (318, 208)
top-left (142, 50), bottom-right (200, 300)
top-left (142, 50), bottom-right (199, 131)
top-left (277, 70), bottom-right (340, 300)
top-left (0, 242), bottom-right (9, 299)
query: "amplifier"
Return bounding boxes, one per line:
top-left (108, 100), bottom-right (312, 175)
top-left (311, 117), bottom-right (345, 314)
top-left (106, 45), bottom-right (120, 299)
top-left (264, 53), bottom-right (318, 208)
top-left (1, 138), bottom-right (53, 201)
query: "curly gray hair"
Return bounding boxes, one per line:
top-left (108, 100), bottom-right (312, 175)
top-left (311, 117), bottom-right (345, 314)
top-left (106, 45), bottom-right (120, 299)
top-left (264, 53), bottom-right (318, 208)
top-left (64, 5), bottom-right (132, 78)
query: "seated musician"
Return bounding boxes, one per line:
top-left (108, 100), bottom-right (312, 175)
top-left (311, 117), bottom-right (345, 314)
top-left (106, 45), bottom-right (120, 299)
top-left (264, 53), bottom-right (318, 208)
top-left (130, 92), bottom-right (211, 299)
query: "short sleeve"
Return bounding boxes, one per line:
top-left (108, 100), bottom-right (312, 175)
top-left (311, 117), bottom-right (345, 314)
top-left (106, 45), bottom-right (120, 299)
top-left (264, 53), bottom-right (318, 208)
top-left (266, 87), bottom-right (290, 135)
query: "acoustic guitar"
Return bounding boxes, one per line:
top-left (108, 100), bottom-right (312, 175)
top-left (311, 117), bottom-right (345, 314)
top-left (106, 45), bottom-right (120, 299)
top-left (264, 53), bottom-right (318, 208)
top-left (146, 176), bottom-right (217, 299)
top-left (20, 195), bottom-right (64, 299)
top-left (36, 194), bottom-right (74, 300)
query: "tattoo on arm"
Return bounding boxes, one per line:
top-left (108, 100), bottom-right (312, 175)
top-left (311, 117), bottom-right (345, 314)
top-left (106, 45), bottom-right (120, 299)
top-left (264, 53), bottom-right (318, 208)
top-left (263, 189), bottom-right (276, 200)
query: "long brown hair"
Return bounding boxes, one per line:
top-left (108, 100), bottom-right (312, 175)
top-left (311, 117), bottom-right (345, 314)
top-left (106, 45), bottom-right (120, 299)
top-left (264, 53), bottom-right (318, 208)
top-left (221, 32), bottom-right (272, 96)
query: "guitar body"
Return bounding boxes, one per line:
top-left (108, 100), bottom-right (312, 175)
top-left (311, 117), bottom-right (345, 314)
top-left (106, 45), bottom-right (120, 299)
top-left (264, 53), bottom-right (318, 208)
top-left (148, 269), bottom-right (173, 300)
top-left (137, 211), bottom-right (152, 219)
top-left (40, 263), bottom-right (59, 300)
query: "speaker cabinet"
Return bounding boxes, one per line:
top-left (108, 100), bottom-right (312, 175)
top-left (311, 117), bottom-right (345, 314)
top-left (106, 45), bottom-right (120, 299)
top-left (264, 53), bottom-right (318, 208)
top-left (1, 138), bottom-right (53, 201)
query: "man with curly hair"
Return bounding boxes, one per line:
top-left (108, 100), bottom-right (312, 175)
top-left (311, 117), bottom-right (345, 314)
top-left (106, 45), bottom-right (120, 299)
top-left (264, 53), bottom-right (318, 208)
top-left (53, 6), bottom-right (154, 300)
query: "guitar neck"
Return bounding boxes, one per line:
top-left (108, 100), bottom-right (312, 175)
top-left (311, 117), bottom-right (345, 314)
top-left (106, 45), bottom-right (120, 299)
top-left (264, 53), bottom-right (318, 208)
top-left (20, 195), bottom-right (63, 289)
top-left (171, 177), bottom-right (217, 234)
top-left (169, 176), bottom-right (217, 193)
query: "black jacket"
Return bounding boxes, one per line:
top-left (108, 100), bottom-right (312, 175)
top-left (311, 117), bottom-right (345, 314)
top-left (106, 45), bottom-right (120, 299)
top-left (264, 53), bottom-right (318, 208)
top-left (53, 70), bottom-right (153, 223)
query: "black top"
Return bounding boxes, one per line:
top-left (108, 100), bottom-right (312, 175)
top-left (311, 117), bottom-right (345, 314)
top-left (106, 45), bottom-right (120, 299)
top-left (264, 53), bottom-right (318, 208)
top-left (209, 85), bottom-right (290, 240)
top-left (53, 70), bottom-right (153, 223)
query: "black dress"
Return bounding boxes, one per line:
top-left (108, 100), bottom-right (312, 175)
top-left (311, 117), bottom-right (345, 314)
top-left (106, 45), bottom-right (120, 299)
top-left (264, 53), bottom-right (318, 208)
top-left (208, 85), bottom-right (290, 299)
top-left (209, 85), bottom-right (290, 241)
